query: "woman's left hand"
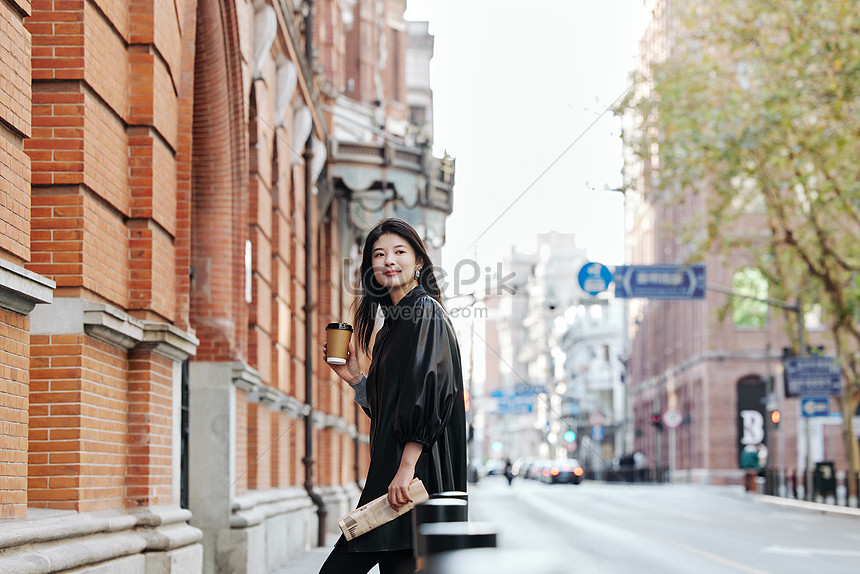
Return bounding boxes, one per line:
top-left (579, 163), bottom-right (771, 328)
top-left (388, 441), bottom-right (423, 511)
top-left (387, 466), bottom-right (415, 511)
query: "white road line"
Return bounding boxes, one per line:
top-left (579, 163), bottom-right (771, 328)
top-left (761, 545), bottom-right (860, 558)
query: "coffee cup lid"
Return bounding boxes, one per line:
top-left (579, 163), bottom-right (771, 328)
top-left (326, 322), bottom-right (353, 331)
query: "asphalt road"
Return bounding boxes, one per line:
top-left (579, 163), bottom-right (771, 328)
top-left (468, 476), bottom-right (860, 574)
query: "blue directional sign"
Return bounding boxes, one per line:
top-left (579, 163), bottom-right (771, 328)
top-left (496, 400), bottom-right (533, 415)
top-left (613, 264), bottom-right (706, 300)
top-left (491, 383), bottom-right (546, 414)
top-left (578, 262), bottom-right (613, 296)
top-left (801, 397), bottom-right (830, 418)
top-left (784, 356), bottom-right (843, 398)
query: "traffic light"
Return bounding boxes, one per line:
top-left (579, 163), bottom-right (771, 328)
top-left (651, 413), bottom-right (663, 430)
top-left (564, 430), bottom-right (576, 442)
top-left (770, 409), bottom-right (781, 426)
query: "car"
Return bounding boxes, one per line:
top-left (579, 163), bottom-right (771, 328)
top-left (540, 458), bottom-right (584, 485)
top-left (481, 459), bottom-right (507, 477)
top-left (525, 458), bottom-right (552, 480)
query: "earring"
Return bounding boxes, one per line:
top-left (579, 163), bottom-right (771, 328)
top-left (415, 269), bottom-right (421, 279)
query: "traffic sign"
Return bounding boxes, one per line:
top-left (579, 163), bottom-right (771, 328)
top-left (801, 397), bottom-right (830, 418)
top-left (578, 262), bottom-right (613, 296)
top-left (613, 264), bottom-right (706, 299)
top-left (591, 426), bottom-right (604, 441)
top-left (588, 412), bottom-right (605, 426)
top-left (662, 407), bottom-right (683, 429)
top-left (784, 356), bottom-right (842, 398)
top-left (495, 400), bottom-right (533, 414)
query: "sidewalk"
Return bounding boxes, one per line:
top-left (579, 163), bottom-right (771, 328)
top-left (270, 533), bottom-right (380, 574)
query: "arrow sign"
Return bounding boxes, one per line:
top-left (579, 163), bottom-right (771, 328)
top-left (801, 397), bottom-right (830, 418)
top-left (614, 264), bottom-right (706, 300)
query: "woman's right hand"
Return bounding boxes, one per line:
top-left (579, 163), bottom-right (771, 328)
top-left (323, 341), bottom-right (362, 385)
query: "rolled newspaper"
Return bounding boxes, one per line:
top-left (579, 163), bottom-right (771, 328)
top-left (338, 478), bottom-right (430, 541)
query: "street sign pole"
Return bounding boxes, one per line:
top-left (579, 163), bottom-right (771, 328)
top-left (668, 427), bottom-right (676, 484)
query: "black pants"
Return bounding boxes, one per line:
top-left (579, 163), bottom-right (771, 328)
top-left (319, 535), bottom-right (415, 574)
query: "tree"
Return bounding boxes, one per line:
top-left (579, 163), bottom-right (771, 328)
top-left (620, 0), bottom-right (860, 485)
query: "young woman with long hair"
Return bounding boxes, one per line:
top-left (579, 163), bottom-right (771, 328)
top-left (320, 217), bottom-right (467, 574)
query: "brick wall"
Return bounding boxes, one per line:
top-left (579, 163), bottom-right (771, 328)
top-left (0, 0), bottom-right (32, 519)
top-left (28, 334), bottom-right (128, 511)
top-left (0, 311), bottom-right (30, 518)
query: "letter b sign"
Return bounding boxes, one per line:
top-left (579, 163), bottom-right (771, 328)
top-left (740, 410), bottom-right (764, 445)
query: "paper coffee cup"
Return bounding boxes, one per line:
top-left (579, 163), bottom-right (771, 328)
top-left (325, 323), bottom-right (353, 365)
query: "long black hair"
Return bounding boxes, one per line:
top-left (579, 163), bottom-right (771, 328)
top-left (353, 218), bottom-right (444, 353)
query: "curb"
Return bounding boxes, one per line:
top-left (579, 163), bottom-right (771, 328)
top-left (753, 494), bottom-right (860, 519)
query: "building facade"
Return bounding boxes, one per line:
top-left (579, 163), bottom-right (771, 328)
top-left (482, 234), bottom-right (627, 471)
top-left (0, 1), bottom-right (454, 572)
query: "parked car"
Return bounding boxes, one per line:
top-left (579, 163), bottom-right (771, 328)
top-left (540, 459), bottom-right (585, 485)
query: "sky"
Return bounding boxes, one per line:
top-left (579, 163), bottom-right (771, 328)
top-left (403, 0), bottom-right (650, 289)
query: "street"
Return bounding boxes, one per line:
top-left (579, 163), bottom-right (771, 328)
top-left (468, 476), bottom-right (860, 574)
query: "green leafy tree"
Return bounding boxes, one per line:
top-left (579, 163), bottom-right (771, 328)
top-left (620, 0), bottom-right (860, 482)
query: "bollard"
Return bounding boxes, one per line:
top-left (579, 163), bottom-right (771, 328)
top-left (428, 491), bottom-right (468, 519)
top-left (425, 548), bottom-right (568, 574)
top-left (412, 499), bottom-right (469, 571)
top-left (429, 490), bottom-right (468, 502)
top-left (418, 521), bottom-right (497, 556)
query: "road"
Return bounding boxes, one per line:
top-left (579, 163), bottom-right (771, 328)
top-left (467, 476), bottom-right (860, 574)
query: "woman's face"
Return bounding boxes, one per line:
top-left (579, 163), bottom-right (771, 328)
top-left (371, 233), bottom-right (421, 296)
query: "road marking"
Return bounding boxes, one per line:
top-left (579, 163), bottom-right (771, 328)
top-left (762, 545), bottom-right (860, 558)
top-left (515, 484), bottom-right (772, 574)
top-left (650, 535), bottom-right (773, 574)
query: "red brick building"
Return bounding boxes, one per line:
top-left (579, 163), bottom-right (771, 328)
top-left (0, 1), bottom-right (453, 572)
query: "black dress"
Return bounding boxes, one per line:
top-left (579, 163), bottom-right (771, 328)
top-left (348, 286), bottom-right (467, 553)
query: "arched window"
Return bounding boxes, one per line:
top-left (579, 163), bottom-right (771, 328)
top-left (731, 267), bottom-right (769, 328)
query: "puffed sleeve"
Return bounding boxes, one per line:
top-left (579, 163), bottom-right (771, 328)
top-left (394, 297), bottom-right (462, 448)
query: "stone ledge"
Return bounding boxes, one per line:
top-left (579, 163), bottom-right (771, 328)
top-left (0, 507), bottom-right (203, 573)
top-left (31, 298), bottom-right (197, 362)
top-left (129, 506), bottom-right (203, 552)
top-left (138, 322), bottom-right (200, 362)
top-left (232, 361), bottom-right (263, 393)
top-left (83, 303), bottom-right (145, 349)
top-left (0, 510), bottom-right (136, 550)
top-left (0, 259), bottom-right (54, 315)
top-left (0, 531), bottom-right (146, 574)
top-left (230, 488), bottom-right (315, 528)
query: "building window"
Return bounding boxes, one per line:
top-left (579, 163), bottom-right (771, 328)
top-left (731, 267), bottom-right (768, 328)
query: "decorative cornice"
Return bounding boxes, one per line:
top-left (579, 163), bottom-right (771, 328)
top-left (0, 259), bottom-right (54, 315)
top-left (279, 395), bottom-right (306, 418)
top-left (311, 410), bottom-right (327, 429)
top-left (83, 303), bottom-right (144, 350)
top-left (247, 385), bottom-right (282, 407)
top-left (232, 362), bottom-right (263, 394)
top-left (137, 322), bottom-right (200, 361)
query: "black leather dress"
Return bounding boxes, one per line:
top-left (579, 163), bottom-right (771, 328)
top-left (347, 286), bottom-right (467, 553)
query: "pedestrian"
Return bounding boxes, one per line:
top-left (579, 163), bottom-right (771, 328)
top-left (320, 218), bottom-right (467, 574)
top-left (504, 458), bottom-right (514, 486)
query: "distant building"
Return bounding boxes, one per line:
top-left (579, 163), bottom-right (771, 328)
top-left (558, 298), bottom-right (627, 475)
top-left (483, 233), bottom-right (626, 470)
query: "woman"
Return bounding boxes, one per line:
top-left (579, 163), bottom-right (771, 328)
top-left (320, 218), bottom-right (467, 574)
